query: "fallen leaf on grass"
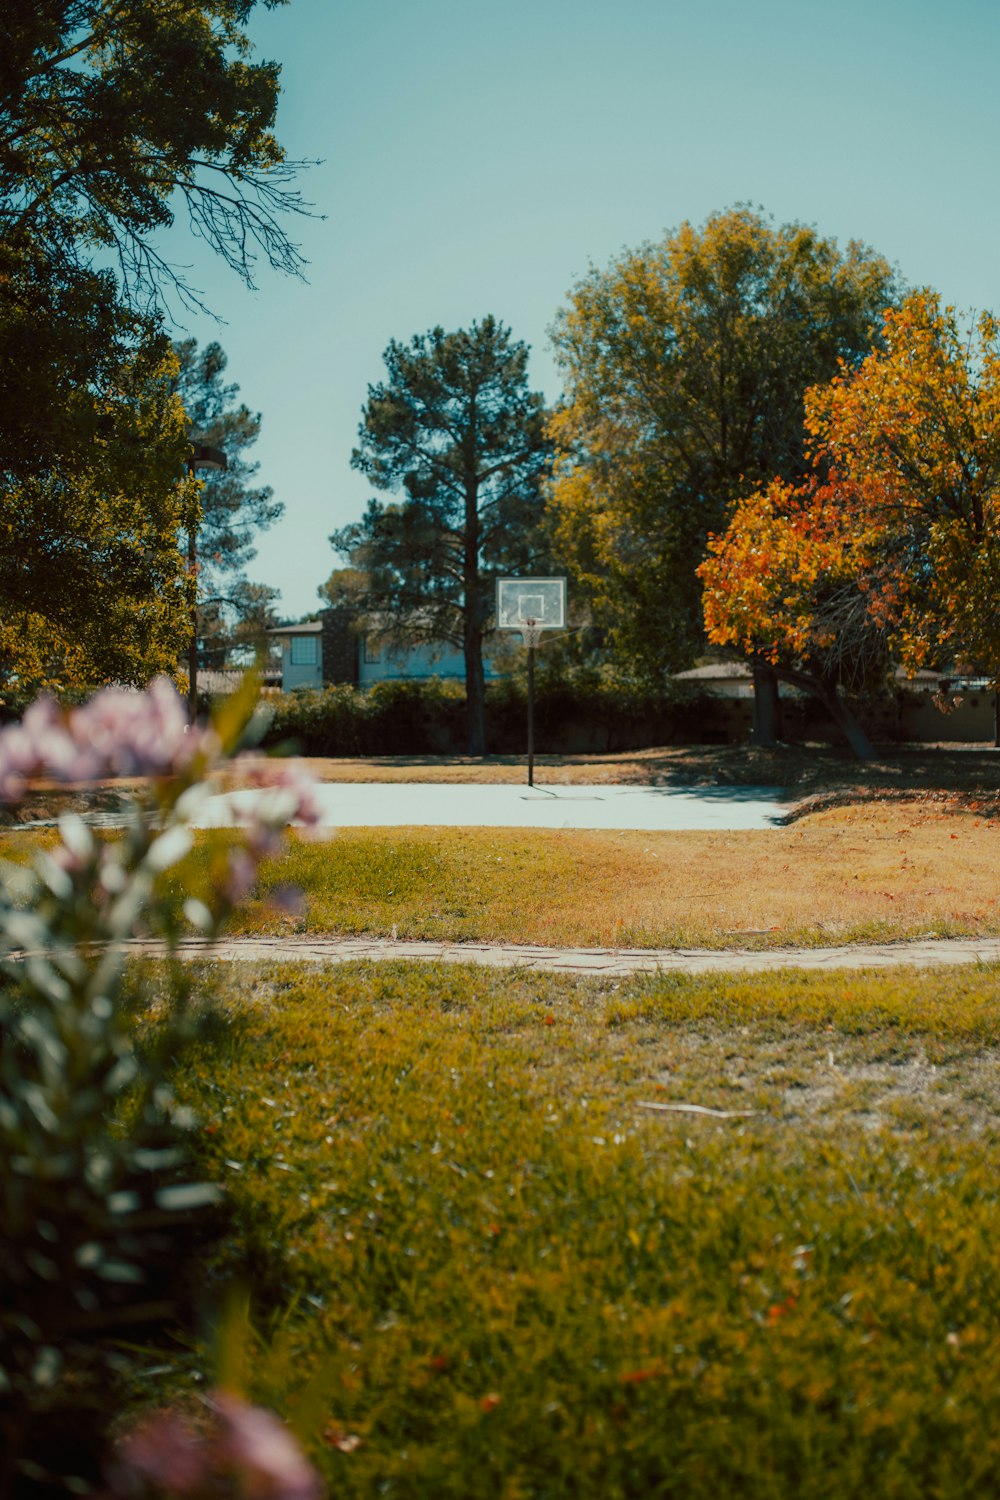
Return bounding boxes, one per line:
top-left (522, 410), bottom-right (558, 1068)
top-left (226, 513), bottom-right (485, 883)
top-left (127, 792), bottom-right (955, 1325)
top-left (620, 1364), bottom-right (665, 1385)
top-left (323, 1429), bottom-right (362, 1453)
top-left (638, 1101), bottom-right (761, 1120)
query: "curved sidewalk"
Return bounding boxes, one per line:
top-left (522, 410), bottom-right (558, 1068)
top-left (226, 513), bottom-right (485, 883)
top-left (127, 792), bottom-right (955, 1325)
top-left (126, 934), bottom-right (1000, 976)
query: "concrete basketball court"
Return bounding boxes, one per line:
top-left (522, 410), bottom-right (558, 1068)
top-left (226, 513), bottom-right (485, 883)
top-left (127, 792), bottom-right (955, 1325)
top-left (196, 780), bottom-right (788, 832)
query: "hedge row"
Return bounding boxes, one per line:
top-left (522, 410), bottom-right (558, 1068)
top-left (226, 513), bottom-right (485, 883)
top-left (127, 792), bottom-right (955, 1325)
top-left (257, 675), bottom-right (726, 757)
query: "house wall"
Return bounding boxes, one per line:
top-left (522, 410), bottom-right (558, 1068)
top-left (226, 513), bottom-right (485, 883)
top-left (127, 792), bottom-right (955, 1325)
top-left (358, 636), bottom-right (504, 687)
top-left (280, 637), bottom-right (323, 690)
top-left (896, 692), bottom-right (996, 743)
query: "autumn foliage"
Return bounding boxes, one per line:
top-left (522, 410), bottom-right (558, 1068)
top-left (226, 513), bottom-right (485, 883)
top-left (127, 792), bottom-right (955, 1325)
top-left (701, 291), bottom-right (1000, 689)
top-left (548, 207), bottom-right (897, 677)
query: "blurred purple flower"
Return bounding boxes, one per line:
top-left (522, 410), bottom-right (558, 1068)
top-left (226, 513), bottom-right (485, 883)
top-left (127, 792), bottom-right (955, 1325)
top-left (267, 884), bottom-right (307, 920)
top-left (225, 849), bottom-right (259, 905)
top-left (0, 680), bottom-right (321, 944)
top-left (214, 1393), bottom-right (323, 1500)
top-left (0, 680), bottom-right (220, 799)
top-left (232, 756), bottom-right (323, 829)
top-left (109, 1408), bottom-right (206, 1496)
top-left (106, 1393), bottom-right (323, 1500)
top-left (0, 686), bottom-right (322, 829)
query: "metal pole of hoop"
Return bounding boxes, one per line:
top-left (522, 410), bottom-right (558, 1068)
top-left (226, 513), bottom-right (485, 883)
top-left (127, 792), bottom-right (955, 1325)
top-left (522, 618), bottom-right (543, 786)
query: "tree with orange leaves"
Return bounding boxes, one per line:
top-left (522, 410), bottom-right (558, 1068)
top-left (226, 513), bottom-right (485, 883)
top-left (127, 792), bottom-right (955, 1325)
top-left (805, 290), bottom-right (1000, 677)
top-left (548, 207), bottom-right (898, 683)
top-left (700, 479), bottom-right (889, 758)
top-left (701, 291), bottom-right (1000, 758)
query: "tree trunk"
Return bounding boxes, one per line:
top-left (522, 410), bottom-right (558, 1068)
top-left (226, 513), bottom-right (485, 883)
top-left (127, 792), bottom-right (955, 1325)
top-left (768, 665), bottom-right (877, 761)
top-left (461, 425), bottom-right (487, 757)
top-left (464, 620), bottom-right (486, 756)
top-left (751, 663), bottom-right (782, 746)
top-left (822, 687), bottom-right (876, 760)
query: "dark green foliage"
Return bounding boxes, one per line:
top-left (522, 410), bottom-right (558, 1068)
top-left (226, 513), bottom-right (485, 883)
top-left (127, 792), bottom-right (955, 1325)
top-left (331, 317), bottom-right (552, 755)
top-left (1, 0), bottom-right (309, 315)
top-left (172, 339), bottom-right (283, 670)
top-left (0, 243), bottom-right (139, 490)
top-left (261, 673), bottom-right (712, 756)
top-left (0, 951), bottom-right (222, 1496)
top-left (173, 340), bottom-right (283, 582)
top-left (264, 679), bottom-right (467, 756)
top-left (0, 331), bottom-right (193, 703)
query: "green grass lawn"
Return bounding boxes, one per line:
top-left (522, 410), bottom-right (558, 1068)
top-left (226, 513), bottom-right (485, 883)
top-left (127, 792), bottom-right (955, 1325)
top-left (147, 958), bottom-right (1000, 1499)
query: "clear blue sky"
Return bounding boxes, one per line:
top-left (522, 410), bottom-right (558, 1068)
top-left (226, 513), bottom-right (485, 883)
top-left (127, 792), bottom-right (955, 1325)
top-left (165, 0), bottom-right (1000, 620)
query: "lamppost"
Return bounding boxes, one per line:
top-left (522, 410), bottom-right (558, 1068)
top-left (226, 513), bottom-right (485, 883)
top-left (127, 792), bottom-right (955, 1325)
top-left (186, 441), bottom-right (228, 720)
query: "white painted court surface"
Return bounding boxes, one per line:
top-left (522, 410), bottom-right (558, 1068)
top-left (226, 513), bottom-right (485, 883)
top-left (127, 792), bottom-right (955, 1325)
top-left (197, 782), bottom-right (788, 832)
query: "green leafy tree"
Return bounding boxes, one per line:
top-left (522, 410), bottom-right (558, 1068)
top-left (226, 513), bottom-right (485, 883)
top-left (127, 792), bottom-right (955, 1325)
top-left (0, 0), bottom-right (307, 695)
top-left (332, 317), bottom-right (551, 756)
top-left (0, 338), bottom-right (195, 706)
top-left (173, 339), bottom-right (283, 669)
top-left (0, 242), bottom-right (143, 488)
top-left (1, 0), bottom-right (311, 315)
top-left (549, 206), bottom-right (899, 690)
top-left (0, 236), bottom-right (196, 699)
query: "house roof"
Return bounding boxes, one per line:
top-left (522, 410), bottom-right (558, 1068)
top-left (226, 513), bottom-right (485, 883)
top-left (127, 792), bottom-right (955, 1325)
top-left (674, 663), bottom-right (752, 681)
top-left (198, 668), bottom-right (280, 692)
top-left (267, 620), bottom-right (323, 636)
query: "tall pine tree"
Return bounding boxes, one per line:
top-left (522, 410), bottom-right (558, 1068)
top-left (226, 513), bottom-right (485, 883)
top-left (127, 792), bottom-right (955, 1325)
top-left (332, 317), bottom-right (551, 755)
top-left (173, 339), bottom-right (282, 668)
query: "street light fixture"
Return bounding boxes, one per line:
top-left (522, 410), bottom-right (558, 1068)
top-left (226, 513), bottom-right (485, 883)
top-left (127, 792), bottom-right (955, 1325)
top-left (186, 441), bottom-right (228, 720)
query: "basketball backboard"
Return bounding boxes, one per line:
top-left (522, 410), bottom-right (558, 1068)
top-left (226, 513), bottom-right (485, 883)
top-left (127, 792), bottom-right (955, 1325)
top-left (496, 577), bottom-right (566, 631)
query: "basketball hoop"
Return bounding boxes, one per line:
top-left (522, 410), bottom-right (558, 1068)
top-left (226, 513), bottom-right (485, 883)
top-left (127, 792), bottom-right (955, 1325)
top-left (495, 577), bottom-right (566, 635)
top-left (495, 575), bottom-right (568, 789)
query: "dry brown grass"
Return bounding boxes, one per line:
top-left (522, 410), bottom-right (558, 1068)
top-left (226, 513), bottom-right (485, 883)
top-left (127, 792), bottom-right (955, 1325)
top-left (233, 801), bottom-right (1000, 948)
top-left (287, 743), bottom-right (1000, 803)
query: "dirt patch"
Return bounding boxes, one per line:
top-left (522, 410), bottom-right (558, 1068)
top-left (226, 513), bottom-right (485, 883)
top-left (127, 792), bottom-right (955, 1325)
top-left (628, 1026), bottom-right (1000, 1137)
top-left (0, 785), bottom-right (136, 826)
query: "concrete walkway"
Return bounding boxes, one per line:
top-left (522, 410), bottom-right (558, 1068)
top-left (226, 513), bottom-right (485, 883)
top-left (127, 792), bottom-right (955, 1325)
top-left (197, 782), bottom-right (788, 832)
top-left (122, 933), bottom-right (1000, 976)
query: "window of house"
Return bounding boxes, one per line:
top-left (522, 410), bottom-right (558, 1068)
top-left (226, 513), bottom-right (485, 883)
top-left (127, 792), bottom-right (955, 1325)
top-left (290, 635), bottom-right (318, 666)
top-left (363, 636), bottom-right (381, 664)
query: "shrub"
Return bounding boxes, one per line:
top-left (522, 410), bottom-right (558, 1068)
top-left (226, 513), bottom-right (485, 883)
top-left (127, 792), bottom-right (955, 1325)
top-left (0, 679), bottom-right (318, 1496)
top-left (261, 672), bottom-right (716, 757)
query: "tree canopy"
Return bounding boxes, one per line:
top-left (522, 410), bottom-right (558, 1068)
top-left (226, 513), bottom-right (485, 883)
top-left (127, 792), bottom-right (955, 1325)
top-left (805, 291), bottom-right (1000, 677)
top-left (699, 291), bottom-right (1000, 757)
top-left (0, 0), bottom-right (305, 699)
top-left (0, 338), bottom-right (195, 705)
top-left (331, 317), bottom-right (551, 755)
top-left (548, 206), bottom-right (899, 678)
top-left (1, 0), bottom-right (309, 315)
top-left (699, 478), bottom-right (889, 758)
